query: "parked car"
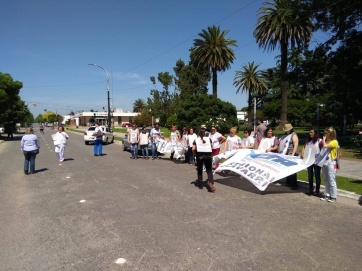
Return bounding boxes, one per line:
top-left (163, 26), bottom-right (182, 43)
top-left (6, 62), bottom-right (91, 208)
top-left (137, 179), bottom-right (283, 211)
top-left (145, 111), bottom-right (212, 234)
top-left (123, 127), bottom-right (153, 152)
top-left (121, 122), bottom-right (132, 127)
top-left (84, 126), bottom-right (114, 145)
top-left (0, 125), bottom-right (4, 134)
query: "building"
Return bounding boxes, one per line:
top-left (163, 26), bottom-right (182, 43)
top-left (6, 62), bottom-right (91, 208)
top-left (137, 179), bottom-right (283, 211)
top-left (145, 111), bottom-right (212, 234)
top-left (72, 109), bottom-right (139, 127)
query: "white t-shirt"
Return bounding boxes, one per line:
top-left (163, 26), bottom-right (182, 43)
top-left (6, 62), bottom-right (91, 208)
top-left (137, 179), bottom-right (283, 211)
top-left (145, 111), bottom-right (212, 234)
top-left (226, 135), bottom-right (242, 151)
top-left (129, 129), bottom-right (139, 143)
top-left (187, 133), bottom-right (197, 148)
top-left (242, 136), bottom-right (254, 148)
top-left (139, 132), bottom-right (149, 145)
top-left (210, 132), bottom-right (222, 149)
top-left (150, 128), bottom-right (161, 143)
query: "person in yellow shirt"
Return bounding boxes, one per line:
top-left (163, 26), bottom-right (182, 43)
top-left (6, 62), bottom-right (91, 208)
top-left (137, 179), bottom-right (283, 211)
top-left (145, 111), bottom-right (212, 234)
top-left (320, 127), bottom-right (339, 203)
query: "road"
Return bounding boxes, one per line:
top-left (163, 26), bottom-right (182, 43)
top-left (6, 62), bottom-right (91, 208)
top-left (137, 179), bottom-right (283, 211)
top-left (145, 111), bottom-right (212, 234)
top-left (0, 125), bottom-right (361, 271)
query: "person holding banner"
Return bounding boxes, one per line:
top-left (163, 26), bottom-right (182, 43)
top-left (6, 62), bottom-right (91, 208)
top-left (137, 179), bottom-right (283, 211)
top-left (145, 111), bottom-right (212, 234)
top-left (210, 125), bottom-right (226, 169)
top-left (320, 127), bottom-right (339, 203)
top-left (128, 124), bottom-right (140, 159)
top-left (279, 123), bottom-right (299, 189)
top-left (150, 123), bottom-right (162, 160)
top-left (258, 127), bottom-right (279, 152)
top-left (301, 128), bottom-right (323, 196)
top-left (192, 127), bottom-right (215, 192)
top-left (169, 125), bottom-right (181, 160)
top-left (225, 127), bottom-right (242, 151)
top-left (241, 129), bottom-right (255, 149)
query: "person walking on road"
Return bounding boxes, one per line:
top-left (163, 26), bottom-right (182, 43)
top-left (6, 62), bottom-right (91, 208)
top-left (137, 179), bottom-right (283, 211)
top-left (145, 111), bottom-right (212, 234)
top-left (192, 126), bottom-right (216, 192)
top-left (21, 127), bottom-right (40, 175)
top-left (52, 126), bottom-right (69, 162)
top-left (93, 122), bottom-right (103, 156)
top-left (128, 123), bottom-right (139, 159)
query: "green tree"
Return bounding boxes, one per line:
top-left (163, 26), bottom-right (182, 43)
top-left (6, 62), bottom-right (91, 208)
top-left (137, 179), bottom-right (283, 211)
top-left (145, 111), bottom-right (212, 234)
top-left (133, 98), bottom-right (146, 113)
top-left (233, 62), bottom-right (268, 127)
top-left (254, 0), bottom-right (313, 128)
top-left (191, 25), bottom-right (237, 98)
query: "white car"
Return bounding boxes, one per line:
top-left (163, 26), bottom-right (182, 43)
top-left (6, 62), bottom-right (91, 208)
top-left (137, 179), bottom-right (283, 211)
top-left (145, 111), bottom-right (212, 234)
top-left (84, 126), bottom-right (114, 145)
top-left (0, 126), bottom-right (4, 134)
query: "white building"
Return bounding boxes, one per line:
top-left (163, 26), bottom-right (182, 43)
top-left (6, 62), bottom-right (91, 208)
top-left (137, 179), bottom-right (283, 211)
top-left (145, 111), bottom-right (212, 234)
top-left (73, 109), bottom-right (139, 127)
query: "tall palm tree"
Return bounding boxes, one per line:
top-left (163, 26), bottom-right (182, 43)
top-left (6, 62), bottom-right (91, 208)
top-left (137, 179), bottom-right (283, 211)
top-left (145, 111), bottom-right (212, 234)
top-left (133, 98), bottom-right (146, 113)
top-left (233, 62), bottom-right (268, 126)
top-left (254, 0), bottom-right (313, 127)
top-left (191, 25), bottom-right (237, 98)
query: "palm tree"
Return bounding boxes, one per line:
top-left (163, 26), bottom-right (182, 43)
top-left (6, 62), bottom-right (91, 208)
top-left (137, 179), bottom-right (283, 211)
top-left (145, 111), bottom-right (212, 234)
top-left (133, 98), bottom-right (146, 113)
top-left (191, 25), bottom-right (237, 98)
top-left (254, 0), bottom-right (313, 128)
top-left (233, 62), bottom-right (268, 127)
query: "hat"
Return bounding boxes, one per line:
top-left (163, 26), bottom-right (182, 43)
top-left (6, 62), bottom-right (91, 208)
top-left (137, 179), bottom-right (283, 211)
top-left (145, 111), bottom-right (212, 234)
top-left (283, 123), bottom-right (293, 132)
top-left (200, 124), bottom-right (207, 129)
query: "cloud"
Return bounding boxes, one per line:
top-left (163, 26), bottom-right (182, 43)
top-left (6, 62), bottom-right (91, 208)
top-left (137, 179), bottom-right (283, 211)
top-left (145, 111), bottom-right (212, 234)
top-left (112, 72), bottom-right (149, 85)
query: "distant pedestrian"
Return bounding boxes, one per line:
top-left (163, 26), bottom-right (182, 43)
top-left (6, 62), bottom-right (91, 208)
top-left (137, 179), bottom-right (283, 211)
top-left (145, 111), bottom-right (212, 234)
top-left (39, 123), bottom-right (44, 134)
top-left (21, 127), bottom-right (40, 175)
top-left (140, 126), bottom-right (150, 159)
top-left (301, 128), bottom-right (323, 196)
top-left (255, 118), bottom-right (267, 146)
top-left (192, 126), bottom-right (215, 192)
top-left (7, 125), bottom-right (14, 140)
top-left (53, 126), bottom-right (69, 162)
top-left (186, 128), bottom-right (197, 165)
top-left (150, 123), bottom-right (162, 160)
top-left (128, 123), bottom-right (139, 159)
top-left (320, 127), bottom-right (339, 203)
top-left (169, 125), bottom-right (181, 160)
top-left (93, 122), bottom-right (103, 156)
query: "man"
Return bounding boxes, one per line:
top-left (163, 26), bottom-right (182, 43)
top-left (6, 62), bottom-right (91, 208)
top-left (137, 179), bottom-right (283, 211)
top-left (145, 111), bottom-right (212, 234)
top-left (92, 122), bottom-right (103, 156)
top-left (128, 123), bottom-right (140, 159)
top-left (150, 123), bottom-right (162, 160)
top-left (255, 118), bottom-right (267, 146)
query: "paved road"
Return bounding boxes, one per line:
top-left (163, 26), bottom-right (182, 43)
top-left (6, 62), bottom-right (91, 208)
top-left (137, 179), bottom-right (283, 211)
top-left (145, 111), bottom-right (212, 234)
top-left (0, 126), bottom-right (361, 270)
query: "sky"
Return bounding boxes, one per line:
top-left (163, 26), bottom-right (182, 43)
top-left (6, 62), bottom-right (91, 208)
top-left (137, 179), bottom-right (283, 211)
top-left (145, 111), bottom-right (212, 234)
top-left (1, 0), bottom-right (329, 118)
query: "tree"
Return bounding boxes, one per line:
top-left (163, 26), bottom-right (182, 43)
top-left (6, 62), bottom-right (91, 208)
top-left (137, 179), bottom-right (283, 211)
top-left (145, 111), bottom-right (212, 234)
top-left (191, 25), bottom-right (237, 98)
top-left (133, 98), bottom-right (146, 113)
top-left (254, 0), bottom-right (313, 128)
top-left (233, 62), bottom-right (268, 126)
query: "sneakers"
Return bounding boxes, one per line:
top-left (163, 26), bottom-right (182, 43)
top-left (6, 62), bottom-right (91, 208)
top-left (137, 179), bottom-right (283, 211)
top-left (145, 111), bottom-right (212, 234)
top-left (320, 196), bottom-right (330, 201)
top-left (327, 198), bottom-right (336, 203)
top-left (207, 181), bottom-right (216, 192)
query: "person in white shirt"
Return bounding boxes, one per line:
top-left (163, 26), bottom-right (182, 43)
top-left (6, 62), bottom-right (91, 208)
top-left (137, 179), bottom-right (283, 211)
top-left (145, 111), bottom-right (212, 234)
top-left (186, 128), bottom-right (197, 165)
top-left (225, 127), bottom-right (242, 151)
top-left (128, 123), bottom-right (140, 159)
top-left (210, 125), bottom-right (226, 169)
top-left (139, 126), bottom-right (150, 159)
top-left (92, 122), bottom-right (103, 156)
top-left (150, 123), bottom-right (162, 160)
top-left (169, 125), bottom-right (181, 160)
top-left (241, 129), bottom-right (255, 149)
top-left (53, 126), bottom-right (69, 162)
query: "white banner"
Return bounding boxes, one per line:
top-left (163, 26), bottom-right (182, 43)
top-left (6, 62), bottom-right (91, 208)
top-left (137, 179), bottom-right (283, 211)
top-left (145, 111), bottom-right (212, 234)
top-left (157, 139), bottom-right (186, 159)
top-left (214, 145), bottom-right (317, 191)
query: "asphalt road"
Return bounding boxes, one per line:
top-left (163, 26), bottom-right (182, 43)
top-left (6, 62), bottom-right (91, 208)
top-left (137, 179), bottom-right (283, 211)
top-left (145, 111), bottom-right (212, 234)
top-left (0, 126), bottom-right (361, 271)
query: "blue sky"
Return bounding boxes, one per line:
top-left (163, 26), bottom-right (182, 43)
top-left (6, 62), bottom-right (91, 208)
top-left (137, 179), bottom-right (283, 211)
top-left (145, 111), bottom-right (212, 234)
top-left (1, 0), bottom-right (328, 117)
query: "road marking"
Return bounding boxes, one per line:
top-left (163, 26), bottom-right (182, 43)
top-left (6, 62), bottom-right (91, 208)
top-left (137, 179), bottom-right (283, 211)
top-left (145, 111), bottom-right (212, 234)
top-left (79, 200), bottom-right (86, 203)
top-left (66, 176), bottom-right (71, 179)
top-left (115, 258), bottom-right (126, 265)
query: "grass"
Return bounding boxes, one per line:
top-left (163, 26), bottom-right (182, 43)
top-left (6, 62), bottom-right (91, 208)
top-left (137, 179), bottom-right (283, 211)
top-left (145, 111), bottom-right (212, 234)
top-left (297, 170), bottom-right (362, 195)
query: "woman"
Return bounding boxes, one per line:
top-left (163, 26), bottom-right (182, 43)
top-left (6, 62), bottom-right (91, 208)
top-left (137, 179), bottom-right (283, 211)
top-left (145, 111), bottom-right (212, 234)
top-left (301, 128), bottom-right (323, 196)
top-left (225, 127), bottom-right (242, 151)
top-left (320, 127), bottom-right (339, 203)
top-left (139, 126), bottom-right (150, 159)
top-left (150, 123), bottom-right (162, 160)
top-left (192, 126), bottom-right (215, 192)
top-left (278, 123), bottom-right (299, 189)
top-left (169, 125), bottom-right (181, 160)
top-left (258, 128), bottom-right (279, 152)
top-left (241, 129), bottom-right (255, 149)
top-left (21, 127), bottom-right (40, 175)
top-left (210, 125), bottom-right (226, 169)
top-left (53, 126), bottom-right (69, 162)
top-left (186, 128), bottom-right (197, 165)
top-left (128, 123), bottom-right (139, 159)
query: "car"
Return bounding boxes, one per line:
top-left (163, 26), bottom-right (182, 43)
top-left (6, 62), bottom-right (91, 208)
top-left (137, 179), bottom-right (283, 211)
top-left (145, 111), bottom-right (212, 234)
top-left (121, 122), bottom-right (132, 127)
top-left (0, 126), bottom-right (4, 134)
top-left (84, 126), bottom-right (114, 145)
top-left (123, 127), bottom-right (154, 152)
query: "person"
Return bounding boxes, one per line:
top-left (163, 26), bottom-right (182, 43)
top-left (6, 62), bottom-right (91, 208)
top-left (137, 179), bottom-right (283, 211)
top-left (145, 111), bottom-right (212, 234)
top-left (93, 122), bottom-right (103, 156)
top-left (258, 127), bottom-right (279, 152)
top-left (7, 125), bottom-right (14, 140)
top-left (301, 128), bottom-right (323, 196)
top-left (192, 126), bottom-right (216, 192)
top-left (139, 126), bottom-right (150, 159)
top-left (278, 123), bottom-right (299, 189)
top-left (320, 127), bottom-right (339, 203)
top-left (128, 123), bottom-right (139, 159)
top-left (181, 127), bottom-right (189, 162)
top-left (169, 125), bottom-right (181, 160)
top-left (255, 118), bottom-right (267, 146)
top-left (209, 125), bottom-right (226, 169)
top-left (150, 123), bottom-right (162, 160)
top-left (39, 123), bottom-right (44, 134)
top-left (241, 129), bottom-right (255, 149)
top-left (53, 126), bottom-right (69, 162)
top-left (21, 127), bottom-right (40, 175)
top-left (225, 127), bottom-right (242, 151)
top-left (186, 128), bottom-right (197, 165)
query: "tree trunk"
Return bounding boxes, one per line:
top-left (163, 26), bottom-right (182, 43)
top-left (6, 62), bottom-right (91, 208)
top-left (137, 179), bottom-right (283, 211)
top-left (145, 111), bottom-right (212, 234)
top-left (212, 68), bottom-right (217, 98)
top-left (278, 41), bottom-right (288, 130)
top-left (248, 91), bottom-right (252, 127)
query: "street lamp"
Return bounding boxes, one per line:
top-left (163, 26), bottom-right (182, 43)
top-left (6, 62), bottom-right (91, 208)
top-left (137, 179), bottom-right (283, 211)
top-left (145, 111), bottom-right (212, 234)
top-left (88, 64), bottom-right (111, 131)
top-left (252, 90), bottom-right (258, 132)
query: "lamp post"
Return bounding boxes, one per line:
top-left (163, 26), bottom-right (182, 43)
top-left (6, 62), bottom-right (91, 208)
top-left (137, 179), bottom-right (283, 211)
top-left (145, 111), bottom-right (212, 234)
top-left (316, 103), bottom-right (325, 136)
top-left (252, 90), bottom-right (258, 132)
top-left (88, 64), bottom-right (111, 131)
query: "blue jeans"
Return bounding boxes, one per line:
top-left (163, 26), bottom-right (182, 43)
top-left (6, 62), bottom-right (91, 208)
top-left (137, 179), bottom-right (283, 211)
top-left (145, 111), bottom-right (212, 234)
top-left (188, 147), bottom-right (194, 164)
top-left (94, 139), bottom-right (103, 155)
top-left (131, 143), bottom-right (138, 158)
top-left (23, 150), bottom-right (37, 173)
top-left (307, 164), bottom-right (321, 193)
top-left (322, 160), bottom-right (337, 199)
top-left (141, 144), bottom-right (149, 158)
top-left (151, 141), bottom-right (158, 159)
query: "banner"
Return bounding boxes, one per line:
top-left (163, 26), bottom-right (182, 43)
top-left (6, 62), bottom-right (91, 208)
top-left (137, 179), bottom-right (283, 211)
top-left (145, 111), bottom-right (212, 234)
top-left (214, 145), bottom-right (317, 191)
top-left (157, 140), bottom-right (186, 159)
